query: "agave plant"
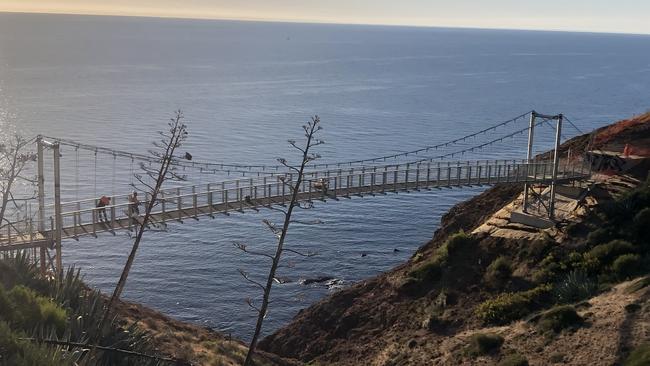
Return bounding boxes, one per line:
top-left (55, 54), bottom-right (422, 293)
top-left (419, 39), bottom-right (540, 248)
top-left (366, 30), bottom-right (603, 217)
top-left (553, 269), bottom-right (599, 304)
top-left (1, 256), bottom-right (173, 366)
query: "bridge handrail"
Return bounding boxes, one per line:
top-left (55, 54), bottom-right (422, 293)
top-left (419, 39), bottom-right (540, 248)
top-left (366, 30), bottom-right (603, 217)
top-left (40, 158), bottom-right (533, 210)
top-left (52, 160), bottom-right (568, 214)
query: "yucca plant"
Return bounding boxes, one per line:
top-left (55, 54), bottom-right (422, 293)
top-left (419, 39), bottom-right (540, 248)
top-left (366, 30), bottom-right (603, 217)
top-left (553, 270), bottom-right (599, 304)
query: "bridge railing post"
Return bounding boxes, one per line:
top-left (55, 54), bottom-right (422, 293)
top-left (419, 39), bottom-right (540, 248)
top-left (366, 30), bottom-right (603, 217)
top-left (177, 187), bottom-right (182, 222)
top-left (393, 170), bottom-right (398, 192)
top-left (447, 161), bottom-right (451, 187)
top-left (487, 162), bottom-right (492, 185)
top-left (467, 161), bottom-right (472, 186)
top-left (240, 187), bottom-right (244, 211)
top-left (334, 174), bottom-right (339, 197)
top-left (405, 163), bottom-right (410, 191)
top-left (224, 190), bottom-right (229, 214)
top-left (92, 206), bottom-right (97, 237)
top-left (415, 163), bottom-right (420, 190)
top-left (193, 186), bottom-right (198, 217)
top-left (308, 178), bottom-right (313, 202)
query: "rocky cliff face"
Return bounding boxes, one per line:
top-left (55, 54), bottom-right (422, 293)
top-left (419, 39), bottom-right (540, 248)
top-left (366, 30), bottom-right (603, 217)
top-left (260, 112), bottom-right (650, 366)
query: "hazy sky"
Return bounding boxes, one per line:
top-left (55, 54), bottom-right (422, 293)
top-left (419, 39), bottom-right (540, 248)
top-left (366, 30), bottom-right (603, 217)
top-left (1, 0), bottom-right (649, 34)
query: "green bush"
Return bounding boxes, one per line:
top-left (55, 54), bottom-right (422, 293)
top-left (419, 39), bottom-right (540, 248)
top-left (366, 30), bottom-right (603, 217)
top-left (445, 231), bottom-right (475, 252)
top-left (476, 285), bottom-right (552, 325)
top-left (537, 305), bottom-right (582, 333)
top-left (485, 257), bottom-right (512, 287)
top-left (612, 254), bottom-right (642, 279)
top-left (522, 238), bottom-right (553, 260)
top-left (632, 208), bottom-right (650, 245)
top-left (0, 321), bottom-right (74, 366)
top-left (587, 228), bottom-right (614, 246)
top-left (4, 285), bottom-right (67, 336)
top-left (587, 240), bottom-right (636, 264)
top-left (553, 270), bottom-right (598, 304)
top-left (465, 333), bottom-right (504, 356)
top-left (624, 343), bottom-right (650, 366)
top-left (498, 354), bottom-right (529, 366)
top-left (409, 231), bottom-right (475, 282)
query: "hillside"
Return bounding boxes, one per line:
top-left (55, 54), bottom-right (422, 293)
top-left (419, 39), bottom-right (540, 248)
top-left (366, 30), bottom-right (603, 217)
top-left (260, 111), bottom-right (650, 365)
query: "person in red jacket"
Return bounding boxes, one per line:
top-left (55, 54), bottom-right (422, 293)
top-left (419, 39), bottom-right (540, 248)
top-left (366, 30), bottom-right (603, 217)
top-left (96, 195), bottom-right (111, 223)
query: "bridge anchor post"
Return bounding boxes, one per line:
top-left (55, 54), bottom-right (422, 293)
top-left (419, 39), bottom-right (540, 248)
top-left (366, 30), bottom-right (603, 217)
top-left (549, 114), bottom-right (563, 219)
top-left (523, 111), bottom-right (536, 213)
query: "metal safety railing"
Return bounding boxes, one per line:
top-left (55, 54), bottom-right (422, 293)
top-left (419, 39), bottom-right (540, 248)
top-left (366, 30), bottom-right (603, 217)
top-left (1, 158), bottom-right (589, 248)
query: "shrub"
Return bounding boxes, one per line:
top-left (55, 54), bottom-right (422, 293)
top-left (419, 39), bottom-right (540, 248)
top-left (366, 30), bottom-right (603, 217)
top-left (476, 285), bottom-right (552, 325)
top-left (553, 270), bottom-right (599, 304)
top-left (0, 321), bottom-right (74, 366)
top-left (632, 208), bottom-right (650, 245)
top-left (537, 305), bottom-right (582, 333)
top-left (613, 254), bottom-right (642, 279)
top-left (5, 286), bottom-right (67, 336)
top-left (409, 259), bottom-right (444, 282)
top-left (466, 333), bottom-right (504, 356)
top-left (522, 238), bottom-right (554, 260)
top-left (445, 231), bottom-right (475, 252)
top-left (409, 231), bottom-right (475, 282)
top-left (587, 240), bottom-right (636, 264)
top-left (485, 257), bottom-right (512, 287)
top-left (498, 354), bottom-right (529, 366)
top-left (624, 343), bottom-right (650, 366)
top-left (586, 228), bottom-right (614, 246)
top-left (626, 276), bottom-right (650, 293)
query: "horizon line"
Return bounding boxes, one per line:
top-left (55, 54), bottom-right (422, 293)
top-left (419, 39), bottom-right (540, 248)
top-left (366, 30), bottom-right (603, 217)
top-left (1, 10), bottom-right (650, 37)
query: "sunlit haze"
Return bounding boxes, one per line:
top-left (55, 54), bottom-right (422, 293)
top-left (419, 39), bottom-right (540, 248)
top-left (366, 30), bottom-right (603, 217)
top-left (1, 0), bottom-right (649, 34)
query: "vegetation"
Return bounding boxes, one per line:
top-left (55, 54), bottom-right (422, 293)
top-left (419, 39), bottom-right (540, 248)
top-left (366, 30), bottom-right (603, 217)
top-left (0, 253), bottom-right (171, 366)
top-left (465, 333), bottom-right (504, 356)
top-left (409, 231), bottom-right (475, 283)
top-left (475, 285), bottom-right (551, 325)
top-left (552, 270), bottom-right (598, 304)
top-left (612, 254), bottom-right (642, 279)
top-left (101, 111), bottom-right (190, 331)
top-left (624, 343), bottom-right (650, 366)
top-left (476, 177), bottom-right (650, 327)
top-left (498, 354), bottom-right (529, 366)
top-left (536, 305), bottom-right (582, 333)
top-left (484, 256), bottom-right (513, 288)
top-left (239, 116), bottom-right (324, 366)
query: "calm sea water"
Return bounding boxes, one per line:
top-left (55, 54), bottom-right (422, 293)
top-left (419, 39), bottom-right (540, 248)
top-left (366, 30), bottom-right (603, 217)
top-left (1, 13), bottom-right (649, 340)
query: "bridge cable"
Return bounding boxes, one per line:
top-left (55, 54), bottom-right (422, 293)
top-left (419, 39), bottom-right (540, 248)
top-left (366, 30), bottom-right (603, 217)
top-left (93, 149), bottom-right (98, 199)
top-left (74, 147), bottom-right (79, 202)
top-left (38, 110), bottom-right (534, 174)
top-left (409, 116), bottom-right (553, 163)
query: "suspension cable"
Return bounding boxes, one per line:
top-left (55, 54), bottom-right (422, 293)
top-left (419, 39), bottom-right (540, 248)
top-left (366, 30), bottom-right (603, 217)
top-left (38, 110), bottom-right (534, 173)
top-left (93, 149), bottom-right (98, 198)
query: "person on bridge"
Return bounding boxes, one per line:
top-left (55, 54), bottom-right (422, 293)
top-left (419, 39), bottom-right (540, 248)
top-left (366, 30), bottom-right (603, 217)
top-left (96, 196), bottom-right (111, 223)
top-left (128, 191), bottom-right (141, 217)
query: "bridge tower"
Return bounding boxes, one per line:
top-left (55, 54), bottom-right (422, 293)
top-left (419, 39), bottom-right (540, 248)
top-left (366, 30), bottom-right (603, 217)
top-left (36, 136), bottom-right (63, 277)
top-left (522, 112), bottom-right (564, 220)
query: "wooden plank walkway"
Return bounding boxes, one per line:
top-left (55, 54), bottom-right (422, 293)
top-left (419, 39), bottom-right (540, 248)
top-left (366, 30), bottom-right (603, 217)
top-left (0, 160), bottom-right (589, 251)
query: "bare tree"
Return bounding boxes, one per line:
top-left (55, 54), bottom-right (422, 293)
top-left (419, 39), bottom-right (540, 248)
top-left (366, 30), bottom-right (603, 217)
top-left (99, 110), bottom-right (190, 331)
top-left (239, 116), bottom-right (324, 366)
top-left (0, 135), bottom-right (37, 234)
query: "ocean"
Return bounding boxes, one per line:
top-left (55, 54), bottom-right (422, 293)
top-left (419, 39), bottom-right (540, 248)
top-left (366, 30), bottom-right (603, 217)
top-left (1, 12), bottom-right (649, 340)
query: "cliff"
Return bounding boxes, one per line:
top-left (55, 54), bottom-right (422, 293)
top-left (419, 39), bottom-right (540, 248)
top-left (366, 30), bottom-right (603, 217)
top-left (260, 111), bottom-right (650, 365)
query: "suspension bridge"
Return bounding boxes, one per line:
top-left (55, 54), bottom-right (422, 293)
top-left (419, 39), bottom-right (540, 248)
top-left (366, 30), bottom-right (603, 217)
top-left (0, 111), bottom-right (594, 275)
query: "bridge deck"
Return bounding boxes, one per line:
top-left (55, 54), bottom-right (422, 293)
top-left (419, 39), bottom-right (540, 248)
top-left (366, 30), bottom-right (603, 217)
top-left (0, 160), bottom-right (589, 251)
